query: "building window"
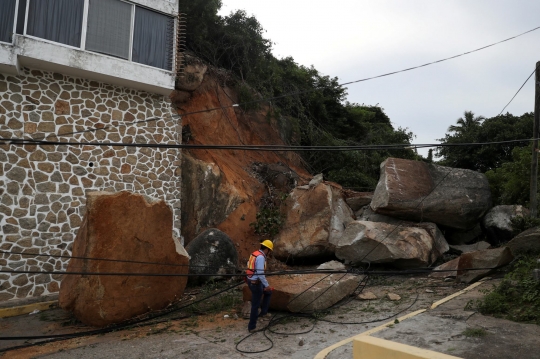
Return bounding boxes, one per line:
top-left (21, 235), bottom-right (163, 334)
top-left (16, 0), bottom-right (27, 35)
top-left (0, 0), bottom-right (17, 43)
top-left (12, 0), bottom-right (175, 70)
top-left (86, 0), bottom-right (132, 60)
top-left (27, 0), bottom-right (85, 48)
top-left (133, 7), bottom-right (174, 71)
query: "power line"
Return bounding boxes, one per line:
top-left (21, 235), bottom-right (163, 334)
top-left (22, 25), bottom-right (540, 141)
top-left (498, 67), bottom-right (536, 116)
top-left (0, 136), bottom-right (536, 151)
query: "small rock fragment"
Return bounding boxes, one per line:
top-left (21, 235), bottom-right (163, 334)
top-left (387, 293), bottom-right (401, 301)
top-left (357, 292), bottom-right (378, 300)
top-left (298, 338), bottom-right (305, 346)
top-left (425, 289), bottom-right (434, 293)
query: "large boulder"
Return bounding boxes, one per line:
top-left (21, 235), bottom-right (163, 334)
top-left (59, 192), bottom-right (189, 327)
top-left (371, 158), bottom-right (492, 230)
top-left (356, 206), bottom-right (449, 256)
top-left (506, 226), bottom-right (540, 255)
top-left (482, 205), bottom-right (530, 245)
top-left (185, 228), bottom-right (238, 285)
top-left (243, 273), bottom-right (362, 312)
top-left (332, 220), bottom-right (448, 268)
top-left (457, 247), bottom-right (514, 283)
top-left (273, 183), bottom-right (354, 262)
top-left (181, 153), bottom-right (243, 243)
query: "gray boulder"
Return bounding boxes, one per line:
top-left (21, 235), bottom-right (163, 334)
top-left (482, 205), bottom-right (529, 245)
top-left (356, 206), bottom-right (449, 256)
top-left (506, 226), bottom-right (540, 255)
top-left (185, 228), bottom-right (238, 285)
top-left (371, 158), bottom-right (492, 230)
top-left (332, 220), bottom-right (448, 268)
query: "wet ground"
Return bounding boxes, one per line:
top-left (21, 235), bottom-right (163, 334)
top-left (0, 274), bottom-right (538, 359)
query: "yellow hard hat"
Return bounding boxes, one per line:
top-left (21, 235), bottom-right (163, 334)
top-left (261, 239), bottom-right (274, 251)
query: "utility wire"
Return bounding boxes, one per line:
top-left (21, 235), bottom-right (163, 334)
top-left (498, 67), bottom-right (536, 116)
top-left (14, 25), bottom-right (540, 141)
top-left (0, 136), bottom-right (536, 151)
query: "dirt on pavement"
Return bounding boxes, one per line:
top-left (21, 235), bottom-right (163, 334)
top-left (0, 274), bottom-right (539, 359)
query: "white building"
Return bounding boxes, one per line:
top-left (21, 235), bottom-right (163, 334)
top-left (0, 0), bottom-right (182, 301)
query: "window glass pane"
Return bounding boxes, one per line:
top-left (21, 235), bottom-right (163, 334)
top-left (0, 0), bottom-right (16, 43)
top-left (86, 0), bottom-right (131, 59)
top-left (27, 0), bottom-right (84, 47)
top-left (16, 0), bottom-right (27, 35)
top-left (133, 7), bottom-right (174, 70)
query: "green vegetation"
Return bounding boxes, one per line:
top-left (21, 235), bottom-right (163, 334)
top-left (437, 111), bottom-right (536, 209)
top-left (178, 0), bottom-right (417, 189)
top-left (250, 207), bottom-right (284, 239)
top-left (183, 279), bottom-right (242, 315)
top-left (462, 328), bottom-right (488, 338)
top-left (466, 256), bottom-right (540, 325)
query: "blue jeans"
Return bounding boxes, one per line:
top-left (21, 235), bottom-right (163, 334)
top-left (247, 281), bottom-right (272, 331)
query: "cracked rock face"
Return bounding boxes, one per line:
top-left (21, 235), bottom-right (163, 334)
top-left (273, 183), bottom-right (354, 263)
top-left (59, 191), bottom-right (189, 327)
top-left (243, 273), bottom-right (362, 312)
top-left (332, 220), bottom-right (448, 268)
top-left (371, 158), bottom-right (492, 230)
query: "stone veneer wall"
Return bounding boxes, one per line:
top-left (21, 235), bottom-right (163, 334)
top-left (0, 68), bottom-right (181, 301)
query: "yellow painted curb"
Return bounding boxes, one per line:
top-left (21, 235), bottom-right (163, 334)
top-left (430, 279), bottom-right (486, 310)
top-left (313, 309), bottom-right (427, 359)
top-left (353, 335), bottom-right (462, 359)
top-left (0, 300), bottom-right (58, 318)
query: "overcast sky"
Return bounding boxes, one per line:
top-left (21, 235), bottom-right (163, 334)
top-left (219, 0), bottom-right (540, 157)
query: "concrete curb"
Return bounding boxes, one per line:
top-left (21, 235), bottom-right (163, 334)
top-left (0, 300), bottom-right (58, 319)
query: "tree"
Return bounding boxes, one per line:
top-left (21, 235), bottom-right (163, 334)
top-left (485, 146), bottom-right (532, 206)
top-left (447, 111), bottom-right (484, 134)
top-left (178, 0), bottom-right (417, 189)
top-left (437, 112), bottom-right (533, 172)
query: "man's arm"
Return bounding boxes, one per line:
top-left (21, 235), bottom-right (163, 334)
top-left (254, 254), bottom-right (269, 288)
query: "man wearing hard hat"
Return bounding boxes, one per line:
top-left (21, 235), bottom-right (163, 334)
top-left (245, 239), bottom-right (274, 333)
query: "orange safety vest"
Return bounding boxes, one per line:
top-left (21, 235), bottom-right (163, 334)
top-left (246, 250), bottom-right (266, 279)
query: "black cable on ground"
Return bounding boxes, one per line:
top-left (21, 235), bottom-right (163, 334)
top-left (0, 279), bottom-right (244, 349)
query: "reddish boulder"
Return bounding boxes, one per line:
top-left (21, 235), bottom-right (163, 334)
top-left (457, 247), bottom-right (514, 283)
top-left (59, 191), bottom-right (189, 327)
top-left (243, 273), bottom-right (361, 312)
top-left (273, 183), bottom-right (354, 262)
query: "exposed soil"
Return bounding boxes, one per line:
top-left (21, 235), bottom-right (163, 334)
top-left (2, 273), bottom-right (538, 359)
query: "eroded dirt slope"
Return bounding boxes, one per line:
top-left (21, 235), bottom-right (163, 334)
top-left (171, 58), bottom-right (310, 262)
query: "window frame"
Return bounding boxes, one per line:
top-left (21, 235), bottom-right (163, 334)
top-left (0, 0), bottom-right (19, 45)
top-left (13, 0), bottom-right (175, 71)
